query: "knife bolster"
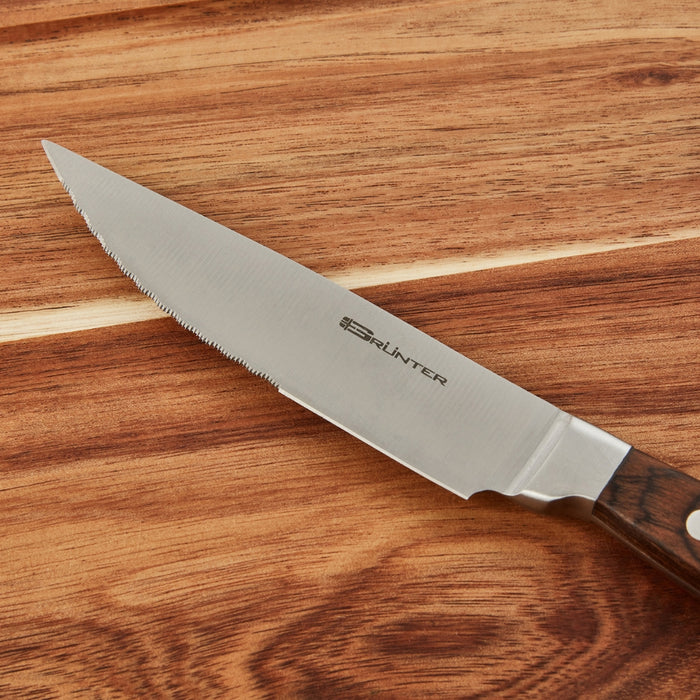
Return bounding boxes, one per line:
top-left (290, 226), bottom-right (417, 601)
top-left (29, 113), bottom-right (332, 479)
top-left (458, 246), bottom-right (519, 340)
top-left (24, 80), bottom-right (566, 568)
top-left (508, 414), bottom-right (630, 518)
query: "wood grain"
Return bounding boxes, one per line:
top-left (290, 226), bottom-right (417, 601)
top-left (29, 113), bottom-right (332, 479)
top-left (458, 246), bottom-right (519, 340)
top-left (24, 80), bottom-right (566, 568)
top-left (1, 0), bottom-right (699, 696)
top-left (2, 0), bottom-right (699, 311)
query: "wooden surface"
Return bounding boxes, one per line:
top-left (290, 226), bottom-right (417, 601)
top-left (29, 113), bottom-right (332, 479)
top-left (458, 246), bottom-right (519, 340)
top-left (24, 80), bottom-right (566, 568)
top-left (1, 1), bottom-right (699, 696)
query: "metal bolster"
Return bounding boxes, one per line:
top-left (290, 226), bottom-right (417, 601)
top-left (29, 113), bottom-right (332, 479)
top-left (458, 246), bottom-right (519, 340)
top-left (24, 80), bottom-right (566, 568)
top-left (507, 412), bottom-right (631, 519)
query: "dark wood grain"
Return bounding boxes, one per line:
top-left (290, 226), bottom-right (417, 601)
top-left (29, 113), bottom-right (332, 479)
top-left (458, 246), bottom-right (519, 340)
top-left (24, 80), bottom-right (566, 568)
top-left (593, 449), bottom-right (700, 597)
top-left (2, 0), bottom-right (699, 312)
top-left (2, 240), bottom-right (699, 697)
top-left (1, 0), bottom-right (699, 696)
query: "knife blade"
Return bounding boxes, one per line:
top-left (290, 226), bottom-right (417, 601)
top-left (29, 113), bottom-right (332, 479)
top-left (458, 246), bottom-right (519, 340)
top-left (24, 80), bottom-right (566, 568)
top-left (42, 140), bottom-right (700, 596)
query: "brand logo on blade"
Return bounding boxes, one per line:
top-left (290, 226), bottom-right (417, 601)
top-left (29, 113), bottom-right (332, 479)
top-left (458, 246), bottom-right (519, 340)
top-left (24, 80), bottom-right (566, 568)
top-left (339, 317), bottom-right (448, 386)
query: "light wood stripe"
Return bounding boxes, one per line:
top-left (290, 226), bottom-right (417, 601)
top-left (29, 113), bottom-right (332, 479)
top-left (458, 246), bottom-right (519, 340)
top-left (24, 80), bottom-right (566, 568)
top-left (1, 229), bottom-right (696, 344)
top-left (328, 229), bottom-right (699, 288)
top-left (1, 298), bottom-right (169, 343)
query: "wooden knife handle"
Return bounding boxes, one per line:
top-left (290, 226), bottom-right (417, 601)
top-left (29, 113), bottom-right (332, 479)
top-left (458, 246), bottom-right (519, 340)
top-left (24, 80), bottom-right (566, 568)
top-left (592, 448), bottom-right (700, 597)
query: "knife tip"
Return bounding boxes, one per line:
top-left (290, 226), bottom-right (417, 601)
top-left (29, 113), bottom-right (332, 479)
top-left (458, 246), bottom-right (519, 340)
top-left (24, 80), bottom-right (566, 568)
top-left (41, 139), bottom-right (61, 170)
top-left (41, 141), bottom-right (79, 186)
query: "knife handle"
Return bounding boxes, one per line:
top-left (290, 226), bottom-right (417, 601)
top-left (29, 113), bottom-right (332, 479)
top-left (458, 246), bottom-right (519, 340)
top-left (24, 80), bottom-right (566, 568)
top-left (592, 448), bottom-right (700, 597)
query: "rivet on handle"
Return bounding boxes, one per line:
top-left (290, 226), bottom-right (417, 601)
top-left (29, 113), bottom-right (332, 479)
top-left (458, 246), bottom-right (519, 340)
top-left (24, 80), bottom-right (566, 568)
top-left (687, 510), bottom-right (700, 541)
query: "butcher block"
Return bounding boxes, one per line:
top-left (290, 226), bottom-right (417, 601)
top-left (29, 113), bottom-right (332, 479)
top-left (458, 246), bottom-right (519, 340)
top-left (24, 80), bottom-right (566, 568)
top-left (1, 1), bottom-right (699, 696)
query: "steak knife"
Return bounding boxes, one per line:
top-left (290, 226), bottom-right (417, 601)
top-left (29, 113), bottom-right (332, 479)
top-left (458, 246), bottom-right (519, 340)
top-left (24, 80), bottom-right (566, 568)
top-left (42, 141), bottom-right (700, 596)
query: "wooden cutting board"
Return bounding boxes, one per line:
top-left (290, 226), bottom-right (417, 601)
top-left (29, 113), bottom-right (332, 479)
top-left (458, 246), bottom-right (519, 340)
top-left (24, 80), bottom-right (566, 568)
top-left (2, 1), bottom-right (699, 696)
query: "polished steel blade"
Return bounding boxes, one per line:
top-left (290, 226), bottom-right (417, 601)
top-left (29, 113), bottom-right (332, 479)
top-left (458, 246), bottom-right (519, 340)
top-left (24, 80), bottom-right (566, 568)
top-left (43, 141), bottom-right (630, 513)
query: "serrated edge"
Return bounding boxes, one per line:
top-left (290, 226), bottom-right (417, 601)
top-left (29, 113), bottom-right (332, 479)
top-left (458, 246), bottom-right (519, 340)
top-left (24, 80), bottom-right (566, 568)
top-left (43, 141), bottom-right (279, 389)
